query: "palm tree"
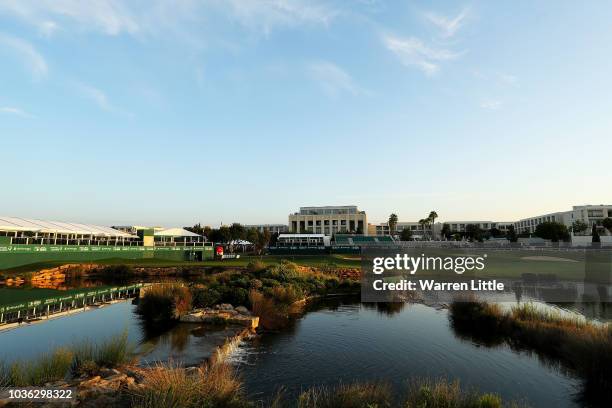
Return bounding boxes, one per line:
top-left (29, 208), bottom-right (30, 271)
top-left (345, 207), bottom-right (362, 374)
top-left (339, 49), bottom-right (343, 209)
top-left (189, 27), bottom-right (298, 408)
top-left (388, 213), bottom-right (398, 237)
top-left (418, 219), bottom-right (428, 240)
top-left (428, 211), bottom-right (438, 240)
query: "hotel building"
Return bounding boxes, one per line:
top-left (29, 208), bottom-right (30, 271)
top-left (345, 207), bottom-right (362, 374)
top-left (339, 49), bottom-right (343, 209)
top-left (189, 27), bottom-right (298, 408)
top-left (289, 205), bottom-right (368, 235)
top-left (244, 224), bottom-right (289, 234)
top-left (514, 205), bottom-right (612, 234)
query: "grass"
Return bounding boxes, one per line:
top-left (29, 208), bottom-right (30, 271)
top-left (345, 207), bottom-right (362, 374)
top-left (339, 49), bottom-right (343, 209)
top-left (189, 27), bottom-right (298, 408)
top-left (450, 299), bottom-right (612, 403)
top-left (297, 382), bottom-right (393, 408)
top-left (131, 361), bottom-right (250, 408)
top-left (0, 332), bottom-right (134, 386)
top-left (136, 282), bottom-right (192, 323)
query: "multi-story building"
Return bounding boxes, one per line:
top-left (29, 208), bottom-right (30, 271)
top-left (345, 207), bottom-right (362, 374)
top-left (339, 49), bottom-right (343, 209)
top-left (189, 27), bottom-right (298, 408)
top-left (444, 221), bottom-right (514, 234)
top-left (244, 224), bottom-right (289, 234)
top-left (514, 205), bottom-right (612, 234)
top-left (289, 205), bottom-right (367, 236)
top-left (374, 222), bottom-right (440, 238)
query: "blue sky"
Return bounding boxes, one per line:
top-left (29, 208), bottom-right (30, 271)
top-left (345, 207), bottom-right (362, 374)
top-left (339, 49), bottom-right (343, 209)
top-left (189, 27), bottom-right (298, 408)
top-left (1, 0), bottom-right (611, 227)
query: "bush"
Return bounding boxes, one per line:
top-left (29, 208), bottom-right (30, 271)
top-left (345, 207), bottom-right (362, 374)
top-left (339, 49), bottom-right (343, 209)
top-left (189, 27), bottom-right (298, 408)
top-left (246, 260), bottom-right (266, 273)
top-left (137, 283), bottom-right (192, 322)
top-left (72, 331), bottom-right (133, 376)
top-left (191, 287), bottom-right (222, 308)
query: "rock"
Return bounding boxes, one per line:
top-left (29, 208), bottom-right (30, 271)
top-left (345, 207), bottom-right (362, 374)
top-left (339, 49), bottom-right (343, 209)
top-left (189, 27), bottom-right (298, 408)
top-left (99, 368), bottom-right (121, 378)
top-left (216, 303), bottom-right (234, 311)
top-left (180, 312), bottom-right (204, 323)
top-left (79, 376), bottom-right (102, 388)
top-left (125, 368), bottom-right (145, 383)
top-left (235, 306), bottom-right (251, 315)
top-left (105, 373), bottom-right (127, 383)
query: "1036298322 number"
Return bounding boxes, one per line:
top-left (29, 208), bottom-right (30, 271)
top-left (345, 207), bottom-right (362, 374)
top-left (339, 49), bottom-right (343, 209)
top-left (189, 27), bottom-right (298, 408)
top-left (2, 387), bottom-right (75, 401)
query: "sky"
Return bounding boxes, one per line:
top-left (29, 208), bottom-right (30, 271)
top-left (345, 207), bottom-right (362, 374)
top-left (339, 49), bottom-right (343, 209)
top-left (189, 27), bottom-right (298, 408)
top-left (1, 0), bottom-right (611, 227)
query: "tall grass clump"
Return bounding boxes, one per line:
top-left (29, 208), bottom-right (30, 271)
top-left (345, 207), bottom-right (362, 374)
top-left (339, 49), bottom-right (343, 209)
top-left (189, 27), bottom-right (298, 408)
top-left (131, 361), bottom-right (250, 408)
top-left (137, 283), bottom-right (192, 323)
top-left (404, 378), bottom-right (507, 408)
top-left (4, 348), bottom-right (74, 386)
top-left (450, 299), bottom-right (612, 402)
top-left (297, 382), bottom-right (392, 408)
top-left (72, 331), bottom-right (134, 376)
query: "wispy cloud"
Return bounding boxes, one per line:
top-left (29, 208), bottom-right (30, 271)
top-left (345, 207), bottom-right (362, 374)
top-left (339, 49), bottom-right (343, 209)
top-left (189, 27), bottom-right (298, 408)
top-left (424, 7), bottom-right (469, 38)
top-left (0, 0), bottom-right (337, 38)
top-left (383, 34), bottom-right (460, 76)
top-left (0, 33), bottom-right (48, 79)
top-left (499, 73), bottom-right (518, 85)
top-left (0, 106), bottom-right (33, 118)
top-left (0, 0), bottom-right (139, 36)
top-left (74, 82), bottom-right (132, 117)
top-left (307, 61), bottom-right (362, 96)
top-left (480, 99), bottom-right (502, 110)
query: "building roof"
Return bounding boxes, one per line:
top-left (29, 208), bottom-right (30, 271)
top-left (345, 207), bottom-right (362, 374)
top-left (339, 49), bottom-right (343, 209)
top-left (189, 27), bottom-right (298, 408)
top-left (153, 228), bottom-right (201, 237)
top-left (0, 216), bottom-right (135, 238)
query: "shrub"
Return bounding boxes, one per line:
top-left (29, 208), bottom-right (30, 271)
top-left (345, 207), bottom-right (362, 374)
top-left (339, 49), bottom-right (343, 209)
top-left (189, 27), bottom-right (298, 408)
top-left (137, 283), bottom-right (192, 322)
top-left (71, 332), bottom-right (133, 376)
top-left (246, 260), bottom-right (266, 273)
top-left (191, 287), bottom-right (222, 308)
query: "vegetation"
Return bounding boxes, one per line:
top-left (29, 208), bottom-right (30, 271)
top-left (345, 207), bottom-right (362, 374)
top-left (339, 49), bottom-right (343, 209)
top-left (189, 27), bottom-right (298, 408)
top-left (136, 283), bottom-right (193, 323)
top-left (297, 382), bottom-right (392, 408)
top-left (131, 361), bottom-right (249, 408)
top-left (534, 221), bottom-right (569, 242)
top-left (602, 217), bottom-right (612, 234)
top-left (388, 213), bottom-right (398, 237)
top-left (0, 333), bottom-right (133, 386)
top-left (592, 224), bottom-right (600, 243)
top-left (450, 300), bottom-right (612, 403)
top-left (400, 228), bottom-right (412, 241)
top-left (571, 220), bottom-right (589, 235)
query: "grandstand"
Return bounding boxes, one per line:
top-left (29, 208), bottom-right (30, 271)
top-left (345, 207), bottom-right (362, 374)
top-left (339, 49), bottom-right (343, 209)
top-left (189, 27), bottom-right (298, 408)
top-left (334, 234), bottom-right (394, 245)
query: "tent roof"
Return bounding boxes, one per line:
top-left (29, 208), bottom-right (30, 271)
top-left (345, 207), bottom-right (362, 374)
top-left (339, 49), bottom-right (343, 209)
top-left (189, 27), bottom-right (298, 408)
top-left (154, 228), bottom-right (201, 237)
top-left (0, 216), bottom-right (136, 238)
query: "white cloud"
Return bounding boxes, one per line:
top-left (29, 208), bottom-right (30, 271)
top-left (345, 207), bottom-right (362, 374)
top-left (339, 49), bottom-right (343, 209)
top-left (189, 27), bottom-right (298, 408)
top-left (383, 34), bottom-right (460, 76)
top-left (0, 0), bottom-right (337, 38)
top-left (424, 7), bottom-right (469, 38)
top-left (0, 0), bottom-right (139, 36)
top-left (0, 34), bottom-right (48, 79)
top-left (75, 83), bottom-right (112, 111)
top-left (308, 61), bottom-right (361, 96)
top-left (480, 99), bottom-right (502, 110)
top-left (0, 106), bottom-right (32, 117)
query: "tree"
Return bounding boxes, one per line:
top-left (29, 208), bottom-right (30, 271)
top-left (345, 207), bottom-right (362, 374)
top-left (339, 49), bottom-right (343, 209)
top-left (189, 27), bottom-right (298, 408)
top-left (388, 213), bottom-right (398, 236)
top-left (592, 224), bottom-right (601, 243)
top-left (418, 219), bottom-right (428, 239)
top-left (441, 223), bottom-right (451, 240)
top-left (428, 211), bottom-right (438, 239)
top-left (465, 224), bottom-right (484, 242)
top-left (534, 222), bottom-right (569, 242)
top-left (246, 228), bottom-right (259, 246)
top-left (400, 228), bottom-right (412, 241)
top-left (507, 225), bottom-right (518, 243)
top-left (571, 220), bottom-right (588, 235)
top-left (229, 223), bottom-right (246, 241)
top-left (602, 217), bottom-right (612, 234)
top-left (489, 228), bottom-right (503, 238)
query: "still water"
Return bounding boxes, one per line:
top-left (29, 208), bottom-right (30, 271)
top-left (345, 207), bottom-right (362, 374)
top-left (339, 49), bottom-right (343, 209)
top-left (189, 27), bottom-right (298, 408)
top-left (0, 290), bottom-right (588, 407)
top-left (234, 297), bottom-right (581, 408)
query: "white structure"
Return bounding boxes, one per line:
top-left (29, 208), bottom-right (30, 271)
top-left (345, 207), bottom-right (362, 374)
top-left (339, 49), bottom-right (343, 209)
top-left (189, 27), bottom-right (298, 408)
top-left (276, 234), bottom-right (331, 248)
top-left (244, 224), bottom-right (289, 234)
top-left (373, 222), bottom-right (441, 239)
top-left (444, 221), bottom-right (514, 234)
top-left (514, 205), bottom-right (612, 235)
top-left (289, 206), bottom-right (367, 236)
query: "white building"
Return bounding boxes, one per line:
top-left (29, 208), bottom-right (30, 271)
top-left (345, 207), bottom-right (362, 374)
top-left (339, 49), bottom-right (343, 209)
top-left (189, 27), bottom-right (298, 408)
top-left (514, 205), bottom-right (612, 234)
top-left (373, 222), bottom-right (440, 239)
top-left (276, 234), bottom-right (331, 248)
top-left (289, 205), bottom-right (367, 236)
top-left (444, 221), bottom-right (514, 234)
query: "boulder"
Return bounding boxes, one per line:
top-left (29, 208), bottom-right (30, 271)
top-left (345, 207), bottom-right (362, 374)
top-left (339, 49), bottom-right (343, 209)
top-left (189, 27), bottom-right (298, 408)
top-left (235, 306), bottom-right (251, 315)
